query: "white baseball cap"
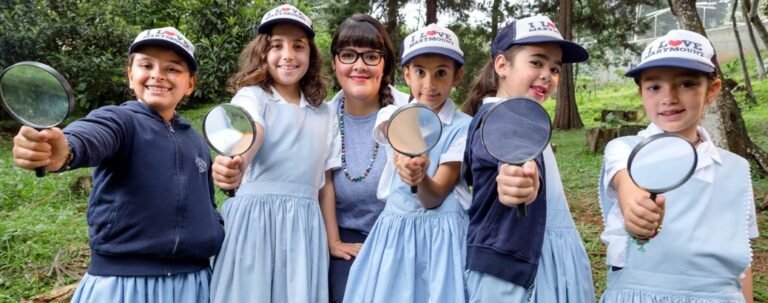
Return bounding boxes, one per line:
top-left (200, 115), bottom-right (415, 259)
top-left (129, 27), bottom-right (197, 72)
top-left (492, 15), bottom-right (588, 63)
top-left (626, 29), bottom-right (716, 77)
top-left (257, 4), bottom-right (314, 38)
top-left (401, 24), bottom-right (464, 66)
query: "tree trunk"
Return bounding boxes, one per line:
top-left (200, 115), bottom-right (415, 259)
top-left (385, 0), bottom-right (400, 59)
top-left (669, 0), bottom-right (768, 174)
top-left (425, 0), bottom-right (437, 25)
top-left (748, 0), bottom-right (768, 54)
top-left (554, 0), bottom-right (583, 129)
top-left (490, 0), bottom-right (502, 39)
top-left (743, 0), bottom-right (765, 80)
top-left (733, 0), bottom-right (757, 103)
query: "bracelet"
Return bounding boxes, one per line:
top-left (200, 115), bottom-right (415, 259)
top-left (53, 140), bottom-right (74, 173)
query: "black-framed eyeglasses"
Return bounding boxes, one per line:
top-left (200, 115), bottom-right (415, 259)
top-left (334, 49), bottom-right (384, 66)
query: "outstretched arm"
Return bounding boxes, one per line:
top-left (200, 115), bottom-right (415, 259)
top-left (394, 153), bottom-right (461, 209)
top-left (211, 123), bottom-right (264, 190)
top-left (612, 169), bottom-right (665, 239)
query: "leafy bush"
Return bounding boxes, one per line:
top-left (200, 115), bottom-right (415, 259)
top-left (0, 0), bottom-right (281, 113)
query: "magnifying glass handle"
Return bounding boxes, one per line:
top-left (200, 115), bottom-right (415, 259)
top-left (219, 155), bottom-right (242, 197)
top-left (649, 192), bottom-right (658, 201)
top-left (35, 167), bottom-right (46, 177)
top-left (516, 204), bottom-right (527, 217)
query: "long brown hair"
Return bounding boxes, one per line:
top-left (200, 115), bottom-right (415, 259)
top-left (227, 28), bottom-right (327, 106)
top-left (461, 46), bottom-right (522, 116)
top-left (331, 14), bottom-right (396, 107)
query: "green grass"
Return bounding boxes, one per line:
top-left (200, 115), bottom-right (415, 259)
top-left (0, 77), bottom-right (767, 302)
top-left (0, 134), bottom-right (91, 302)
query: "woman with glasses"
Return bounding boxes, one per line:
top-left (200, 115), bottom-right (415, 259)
top-left (319, 13), bottom-right (409, 303)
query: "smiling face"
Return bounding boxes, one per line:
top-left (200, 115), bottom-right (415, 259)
top-left (403, 55), bottom-right (463, 112)
top-left (333, 46), bottom-right (386, 104)
top-left (494, 43), bottom-right (562, 103)
top-left (128, 45), bottom-right (195, 121)
top-left (267, 23), bottom-right (310, 95)
top-left (638, 67), bottom-right (721, 141)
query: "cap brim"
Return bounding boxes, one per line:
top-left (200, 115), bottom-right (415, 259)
top-left (129, 40), bottom-right (198, 73)
top-left (625, 58), bottom-right (716, 77)
top-left (512, 37), bottom-right (589, 63)
top-left (401, 47), bottom-right (464, 66)
top-left (257, 19), bottom-right (315, 38)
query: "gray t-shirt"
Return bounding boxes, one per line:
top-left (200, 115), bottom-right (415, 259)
top-left (332, 103), bottom-right (386, 234)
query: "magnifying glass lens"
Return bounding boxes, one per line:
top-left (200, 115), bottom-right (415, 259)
top-left (0, 64), bottom-right (70, 128)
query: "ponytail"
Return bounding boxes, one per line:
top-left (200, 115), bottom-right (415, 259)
top-left (379, 81), bottom-right (394, 107)
top-left (462, 60), bottom-right (499, 116)
top-left (461, 46), bottom-right (522, 116)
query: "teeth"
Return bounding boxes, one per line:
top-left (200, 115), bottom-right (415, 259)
top-left (661, 109), bottom-right (683, 115)
top-left (147, 86), bottom-right (169, 92)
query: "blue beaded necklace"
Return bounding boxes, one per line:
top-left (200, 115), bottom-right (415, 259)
top-left (338, 98), bottom-right (379, 182)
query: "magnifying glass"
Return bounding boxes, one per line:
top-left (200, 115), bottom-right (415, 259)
top-left (626, 132), bottom-right (697, 248)
top-left (202, 103), bottom-right (256, 197)
top-left (481, 97), bottom-right (552, 217)
top-left (0, 61), bottom-right (74, 177)
top-left (385, 103), bottom-right (443, 193)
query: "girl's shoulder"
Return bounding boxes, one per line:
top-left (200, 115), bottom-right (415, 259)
top-left (715, 146), bottom-right (750, 169)
top-left (451, 110), bottom-right (472, 127)
top-left (604, 135), bottom-right (643, 153)
top-left (234, 85), bottom-right (273, 100)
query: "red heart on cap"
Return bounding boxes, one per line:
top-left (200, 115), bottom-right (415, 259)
top-left (669, 40), bottom-right (682, 47)
top-left (426, 30), bottom-right (436, 36)
top-left (165, 30), bottom-right (176, 36)
top-left (281, 7), bottom-right (291, 11)
top-left (547, 22), bottom-right (556, 29)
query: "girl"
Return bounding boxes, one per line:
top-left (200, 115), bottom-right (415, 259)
top-left (343, 23), bottom-right (471, 303)
top-left (319, 14), bottom-right (409, 303)
top-left (12, 27), bottom-right (224, 302)
top-left (208, 4), bottom-right (336, 303)
top-left (599, 29), bottom-right (757, 303)
top-left (461, 16), bottom-right (595, 302)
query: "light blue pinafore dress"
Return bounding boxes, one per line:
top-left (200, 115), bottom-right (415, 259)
top-left (210, 87), bottom-right (337, 303)
top-left (600, 137), bottom-right (753, 303)
top-left (343, 108), bottom-right (471, 303)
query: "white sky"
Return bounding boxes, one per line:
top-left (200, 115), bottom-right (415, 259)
top-left (398, 1), bottom-right (489, 30)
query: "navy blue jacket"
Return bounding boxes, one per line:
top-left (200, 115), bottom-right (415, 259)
top-left (65, 101), bottom-right (225, 276)
top-left (463, 103), bottom-right (547, 288)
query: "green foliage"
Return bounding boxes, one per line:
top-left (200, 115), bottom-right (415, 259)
top-left (541, 78), bottom-right (643, 127)
top-left (0, 0), bottom-right (136, 112)
top-left (183, 0), bottom-right (268, 105)
top-left (447, 23), bottom-right (492, 104)
top-left (0, 0), bottom-right (281, 112)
